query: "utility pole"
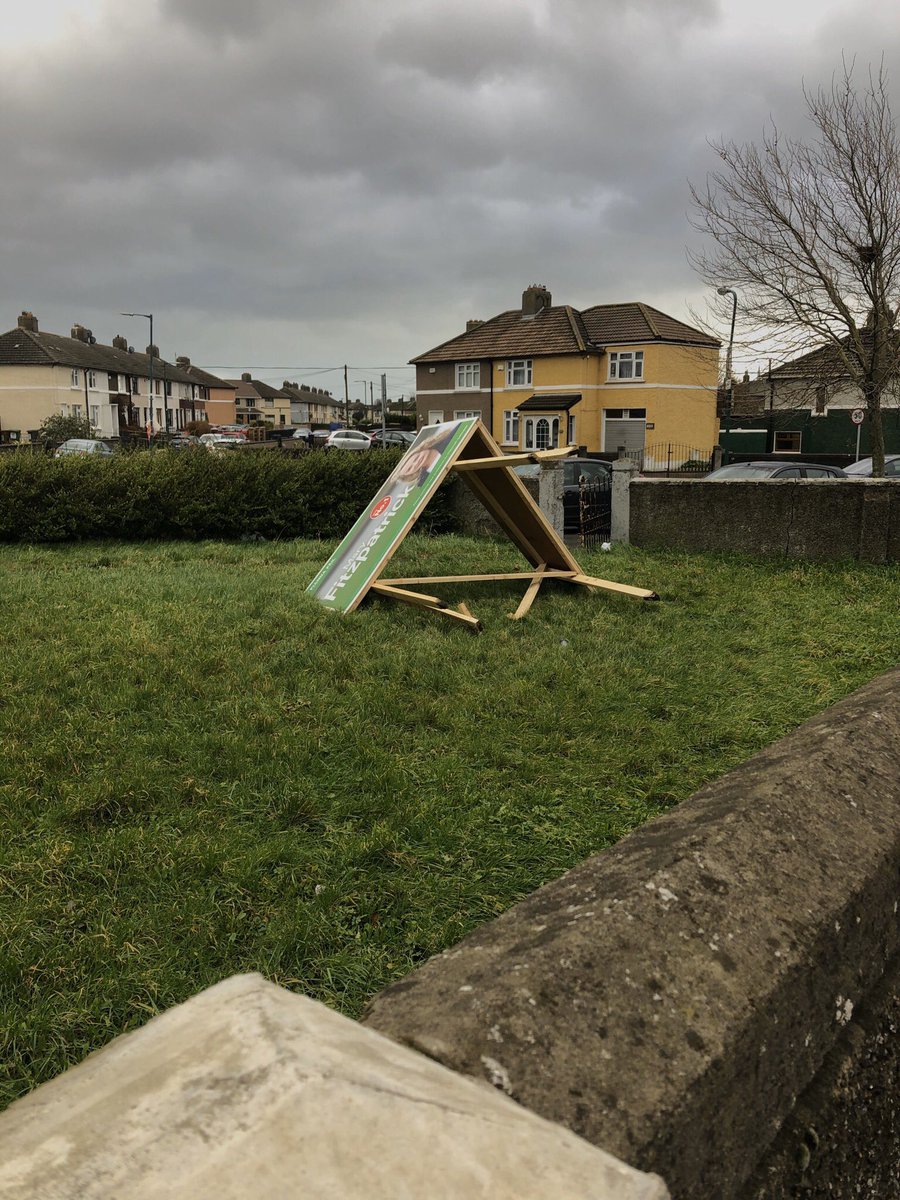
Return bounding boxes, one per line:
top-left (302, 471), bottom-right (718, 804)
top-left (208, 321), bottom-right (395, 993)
top-left (343, 365), bottom-right (349, 427)
top-left (380, 373), bottom-right (387, 439)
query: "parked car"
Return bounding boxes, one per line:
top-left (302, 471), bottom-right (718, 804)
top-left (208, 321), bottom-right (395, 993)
top-left (291, 427), bottom-right (313, 441)
top-left (54, 439), bottom-right (114, 458)
top-left (842, 454), bottom-right (900, 477)
top-left (167, 435), bottom-right (200, 450)
top-left (704, 461), bottom-right (847, 480)
top-left (514, 457), bottom-right (612, 533)
top-left (323, 429), bottom-right (373, 451)
top-left (369, 430), bottom-right (417, 450)
top-left (199, 432), bottom-right (241, 451)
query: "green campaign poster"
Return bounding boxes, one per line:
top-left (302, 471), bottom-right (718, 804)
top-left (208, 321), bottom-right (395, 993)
top-left (306, 418), bottom-right (479, 612)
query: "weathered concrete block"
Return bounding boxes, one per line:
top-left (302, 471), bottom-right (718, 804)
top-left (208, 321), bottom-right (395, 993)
top-left (364, 667), bottom-right (900, 1199)
top-left (0, 974), bottom-right (669, 1200)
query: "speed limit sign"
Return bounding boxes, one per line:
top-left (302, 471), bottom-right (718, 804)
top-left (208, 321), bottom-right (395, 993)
top-left (851, 408), bottom-right (865, 425)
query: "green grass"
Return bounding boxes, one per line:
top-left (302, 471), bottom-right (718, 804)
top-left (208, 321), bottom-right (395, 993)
top-left (1, 535), bottom-right (898, 1107)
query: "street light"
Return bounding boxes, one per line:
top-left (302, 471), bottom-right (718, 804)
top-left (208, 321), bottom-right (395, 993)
top-left (121, 312), bottom-right (154, 436)
top-left (717, 287), bottom-right (737, 455)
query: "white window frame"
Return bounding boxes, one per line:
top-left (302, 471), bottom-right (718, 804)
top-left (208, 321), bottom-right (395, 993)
top-left (70, 369), bottom-right (80, 388)
top-left (567, 415), bottom-right (576, 445)
top-left (502, 409), bottom-right (520, 445)
top-left (773, 431), bottom-right (802, 454)
top-left (455, 362), bottom-right (480, 390)
top-left (608, 350), bottom-right (644, 381)
top-left (427, 410), bottom-right (444, 425)
top-left (90, 405), bottom-right (99, 426)
top-left (506, 359), bottom-right (532, 387)
top-left (454, 410), bottom-right (480, 420)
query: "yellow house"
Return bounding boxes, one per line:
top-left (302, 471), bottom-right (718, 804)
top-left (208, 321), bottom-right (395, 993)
top-left (412, 286), bottom-right (720, 465)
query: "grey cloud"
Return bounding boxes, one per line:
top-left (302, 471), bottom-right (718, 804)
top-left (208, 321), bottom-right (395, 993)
top-left (2, 0), bottom-right (900, 376)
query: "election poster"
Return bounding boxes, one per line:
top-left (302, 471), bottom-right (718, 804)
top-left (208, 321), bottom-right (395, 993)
top-left (306, 418), bottom-right (479, 612)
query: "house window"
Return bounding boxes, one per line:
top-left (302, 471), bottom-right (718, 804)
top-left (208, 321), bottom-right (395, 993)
top-left (454, 409), bottom-right (479, 420)
top-left (567, 415), bottom-right (576, 445)
top-left (129, 376), bottom-right (139, 394)
top-left (609, 351), bottom-right (644, 381)
top-left (455, 362), bottom-right (480, 389)
top-left (70, 369), bottom-right (80, 387)
top-left (86, 370), bottom-right (96, 389)
top-left (773, 431), bottom-right (802, 453)
top-left (108, 372), bottom-right (120, 392)
top-left (506, 359), bottom-right (532, 386)
top-left (90, 406), bottom-right (99, 426)
top-left (60, 404), bottom-right (69, 417)
top-left (165, 381), bottom-right (172, 397)
top-left (502, 410), bottom-right (520, 445)
top-left (427, 410), bottom-right (444, 425)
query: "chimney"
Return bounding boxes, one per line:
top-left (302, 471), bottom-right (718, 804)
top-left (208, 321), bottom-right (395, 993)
top-left (241, 372), bottom-right (252, 382)
top-left (521, 284), bottom-right (552, 316)
top-left (283, 380), bottom-right (292, 389)
top-left (112, 335), bottom-right (129, 351)
top-left (466, 319), bottom-right (483, 331)
top-left (146, 344), bottom-right (159, 357)
top-left (17, 311), bottom-right (38, 332)
top-left (176, 356), bottom-right (190, 367)
top-left (71, 324), bottom-right (93, 343)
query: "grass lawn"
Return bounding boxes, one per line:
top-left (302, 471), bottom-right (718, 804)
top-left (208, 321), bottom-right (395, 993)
top-left (1, 534), bottom-right (898, 1107)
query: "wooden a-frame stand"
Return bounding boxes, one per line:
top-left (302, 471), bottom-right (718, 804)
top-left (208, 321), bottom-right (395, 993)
top-left (368, 422), bottom-right (658, 631)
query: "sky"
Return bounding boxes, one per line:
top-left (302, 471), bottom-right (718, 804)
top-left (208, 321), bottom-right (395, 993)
top-left (2, 0), bottom-right (898, 404)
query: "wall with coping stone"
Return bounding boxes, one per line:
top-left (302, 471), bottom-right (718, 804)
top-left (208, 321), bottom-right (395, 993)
top-left (628, 478), bottom-right (900, 561)
top-left (364, 666), bottom-right (900, 1199)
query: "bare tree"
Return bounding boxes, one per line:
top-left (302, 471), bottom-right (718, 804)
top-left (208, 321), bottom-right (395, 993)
top-left (691, 61), bottom-right (900, 474)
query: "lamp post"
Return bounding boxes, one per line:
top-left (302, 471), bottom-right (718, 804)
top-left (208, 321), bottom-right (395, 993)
top-left (121, 312), bottom-right (154, 437)
top-left (717, 288), bottom-right (737, 458)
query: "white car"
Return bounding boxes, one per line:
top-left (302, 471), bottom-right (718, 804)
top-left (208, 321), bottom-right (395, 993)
top-left (842, 454), bottom-right (900, 477)
top-left (54, 439), bottom-right (113, 457)
top-left (323, 429), bottom-right (373, 451)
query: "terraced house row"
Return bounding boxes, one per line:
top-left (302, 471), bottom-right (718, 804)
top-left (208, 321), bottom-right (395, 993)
top-left (412, 285), bottom-right (721, 465)
top-left (0, 312), bottom-right (340, 442)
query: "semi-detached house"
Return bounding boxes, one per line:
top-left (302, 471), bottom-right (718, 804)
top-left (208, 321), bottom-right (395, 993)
top-left (0, 311), bottom-right (213, 440)
top-left (412, 286), bottom-right (720, 465)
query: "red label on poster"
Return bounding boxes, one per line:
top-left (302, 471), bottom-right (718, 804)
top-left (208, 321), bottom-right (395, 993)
top-left (370, 496), bottom-right (392, 519)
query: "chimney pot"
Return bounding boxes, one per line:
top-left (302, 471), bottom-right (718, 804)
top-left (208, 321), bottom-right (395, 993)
top-left (112, 335), bottom-right (128, 351)
top-left (146, 344), bottom-right (159, 358)
top-left (466, 319), bottom-right (483, 331)
top-left (176, 356), bottom-right (190, 367)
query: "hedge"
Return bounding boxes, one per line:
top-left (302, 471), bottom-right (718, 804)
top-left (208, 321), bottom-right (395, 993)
top-left (0, 448), bottom-right (458, 543)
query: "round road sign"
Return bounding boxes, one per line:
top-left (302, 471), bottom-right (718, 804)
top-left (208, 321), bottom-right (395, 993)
top-left (851, 408), bottom-right (865, 425)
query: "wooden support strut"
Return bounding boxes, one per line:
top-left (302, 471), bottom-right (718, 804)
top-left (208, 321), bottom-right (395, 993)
top-left (509, 563), bottom-right (548, 621)
top-left (451, 445), bottom-right (576, 472)
top-left (370, 582), bottom-right (483, 631)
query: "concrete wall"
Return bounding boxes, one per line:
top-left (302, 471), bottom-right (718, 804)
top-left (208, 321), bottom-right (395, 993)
top-left (364, 666), bottom-right (900, 1199)
top-left (628, 478), bottom-right (900, 562)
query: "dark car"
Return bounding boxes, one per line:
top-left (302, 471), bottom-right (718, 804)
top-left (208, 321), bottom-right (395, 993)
top-left (705, 461), bottom-right (847, 480)
top-left (514, 457), bottom-right (612, 533)
top-left (369, 430), bottom-right (417, 450)
top-left (842, 454), bottom-right (900, 477)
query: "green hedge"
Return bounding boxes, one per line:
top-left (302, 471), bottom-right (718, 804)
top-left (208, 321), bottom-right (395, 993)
top-left (0, 449), bottom-right (458, 543)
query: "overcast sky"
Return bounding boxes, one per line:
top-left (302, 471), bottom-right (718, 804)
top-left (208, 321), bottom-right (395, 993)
top-left (2, 0), bottom-right (898, 402)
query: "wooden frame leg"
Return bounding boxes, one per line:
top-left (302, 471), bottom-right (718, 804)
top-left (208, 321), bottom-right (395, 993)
top-left (509, 564), bottom-right (547, 620)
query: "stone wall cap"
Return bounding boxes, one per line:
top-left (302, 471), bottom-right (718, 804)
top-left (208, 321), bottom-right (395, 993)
top-left (0, 973), bottom-right (669, 1200)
